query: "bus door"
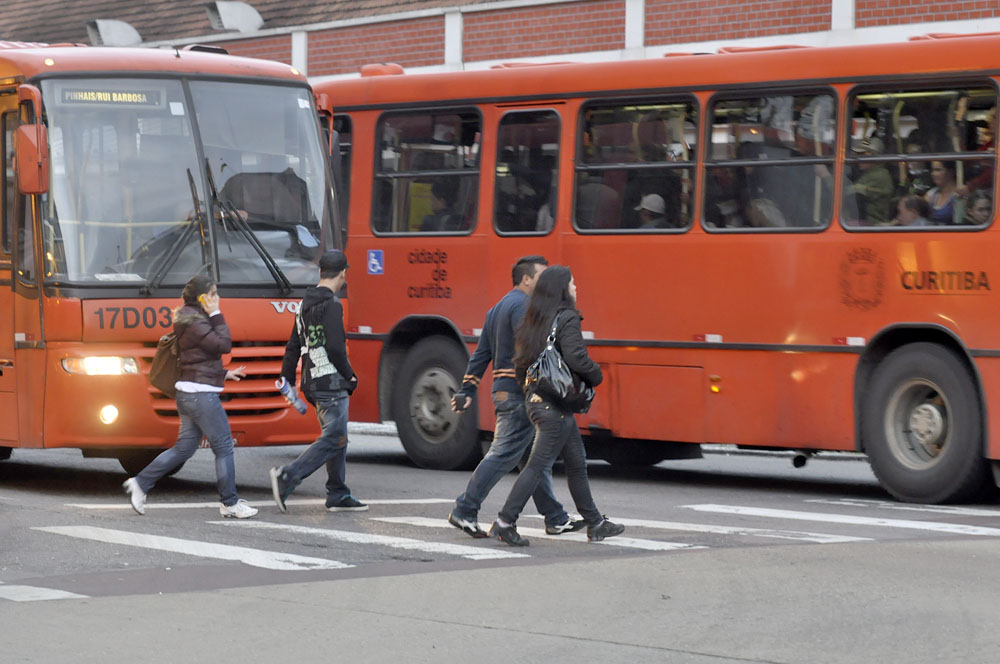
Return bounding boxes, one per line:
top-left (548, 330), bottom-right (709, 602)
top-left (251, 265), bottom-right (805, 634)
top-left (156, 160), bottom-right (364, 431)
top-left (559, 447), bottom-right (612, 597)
top-left (0, 106), bottom-right (16, 444)
top-left (8, 93), bottom-right (47, 447)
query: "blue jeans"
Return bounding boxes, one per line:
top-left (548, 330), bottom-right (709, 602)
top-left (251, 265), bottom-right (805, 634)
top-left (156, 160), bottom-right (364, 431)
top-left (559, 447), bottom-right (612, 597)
top-left (136, 391), bottom-right (239, 506)
top-left (281, 389), bottom-right (352, 504)
top-left (453, 392), bottom-right (569, 527)
top-left (499, 398), bottom-right (602, 527)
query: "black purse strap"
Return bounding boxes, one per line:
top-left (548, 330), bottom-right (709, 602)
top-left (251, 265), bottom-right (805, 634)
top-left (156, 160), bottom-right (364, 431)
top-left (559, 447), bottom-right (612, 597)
top-left (546, 313), bottom-right (560, 345)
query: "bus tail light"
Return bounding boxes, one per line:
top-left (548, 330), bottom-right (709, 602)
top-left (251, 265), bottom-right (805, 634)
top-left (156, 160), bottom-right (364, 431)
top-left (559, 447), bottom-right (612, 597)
top-left (61, 357), bottom-right (139, 375)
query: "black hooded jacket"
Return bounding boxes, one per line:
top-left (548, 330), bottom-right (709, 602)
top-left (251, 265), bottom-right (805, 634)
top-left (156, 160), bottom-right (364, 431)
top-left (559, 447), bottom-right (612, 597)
top-left (280, 286), bottom-right (355, 401)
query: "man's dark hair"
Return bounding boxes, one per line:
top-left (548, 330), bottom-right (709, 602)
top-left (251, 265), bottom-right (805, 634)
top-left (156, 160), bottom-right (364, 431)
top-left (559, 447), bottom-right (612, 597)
top-left (901, 194), bottom-right (931, 219)
top-left (511, 255), bottom-right (548, 286)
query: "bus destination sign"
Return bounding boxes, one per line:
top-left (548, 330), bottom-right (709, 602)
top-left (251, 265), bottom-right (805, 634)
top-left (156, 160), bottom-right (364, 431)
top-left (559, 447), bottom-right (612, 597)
top-left (60, 88), bottom-right (163, 107)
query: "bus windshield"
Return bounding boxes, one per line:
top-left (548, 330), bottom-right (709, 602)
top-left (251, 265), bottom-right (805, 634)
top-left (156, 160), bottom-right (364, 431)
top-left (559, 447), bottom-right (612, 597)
top-left (39, 77), bottom-right (332, 288)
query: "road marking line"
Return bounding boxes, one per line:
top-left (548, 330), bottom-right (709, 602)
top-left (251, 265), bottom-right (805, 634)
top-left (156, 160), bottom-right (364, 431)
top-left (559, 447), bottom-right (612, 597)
top-left (806, 498), bottom-right (1000, 517)
top-left (521, 515), bottom-right (871, 544)
top-left (374, 516), bottom-right (704, 551)
top-left (684, 504), bottom-right (1000, 537)
top-left (64, 498), bottom-right (454, 510)
top-left (210, 520), bottom-right (530, 560)
top-left (33, 525), bottom-right (351, 571)
top-left (0, 585), bottom-right (88, 602)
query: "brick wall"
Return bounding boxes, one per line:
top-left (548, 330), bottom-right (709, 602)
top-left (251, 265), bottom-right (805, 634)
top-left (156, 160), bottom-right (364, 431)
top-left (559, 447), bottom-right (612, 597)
top-left (646, 0), bottom-right (830, 45)
top-left (221, 35), bottom-right (292, 64)
top-left (463, 0), bottom-right (625, 62)
top-left (856, 0), bottom-right (1000, 27)
top-left (309, 16), bottom-right (445, 77)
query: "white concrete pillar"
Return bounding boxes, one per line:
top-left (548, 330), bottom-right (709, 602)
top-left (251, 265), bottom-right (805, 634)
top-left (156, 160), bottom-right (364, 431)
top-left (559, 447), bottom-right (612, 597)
top-left (625, 0), bottom-right (645, 57)
top-left (291, 30), bottom-right (308, 75)
top-left (831, 0), bottom-right (855, 31)
top-left (445, 10), bottom-right (463, 71)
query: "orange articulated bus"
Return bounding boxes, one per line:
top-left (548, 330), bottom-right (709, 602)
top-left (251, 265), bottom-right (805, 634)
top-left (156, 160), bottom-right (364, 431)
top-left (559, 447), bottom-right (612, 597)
top-left (0, 42), bottom-right (342, 474)
top-left (316, 33), bottom-right (1000, 504)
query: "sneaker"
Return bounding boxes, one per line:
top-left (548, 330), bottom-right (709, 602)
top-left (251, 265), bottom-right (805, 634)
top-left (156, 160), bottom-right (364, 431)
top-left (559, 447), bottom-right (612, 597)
top-left (220, 499), bottom-right (258, 519)
top-left (122, 478), bottom-right (146, 516)
top-left (490, 520), bottom-right (529, 547)
top-left (545, 518), bottom-right (586, 535)
top-left (269, 466), bottom-right (292, 512)
top-left (326, 495), bottom-right (368, 512)
top-left (587, 517), bottom-right (625, 542)
top-left (448, 512), bottom-right (489, 538)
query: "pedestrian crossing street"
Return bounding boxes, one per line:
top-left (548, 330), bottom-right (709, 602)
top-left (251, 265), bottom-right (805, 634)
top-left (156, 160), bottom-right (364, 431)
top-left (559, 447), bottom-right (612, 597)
top-left (6, 496), bottom-right (1000, 602)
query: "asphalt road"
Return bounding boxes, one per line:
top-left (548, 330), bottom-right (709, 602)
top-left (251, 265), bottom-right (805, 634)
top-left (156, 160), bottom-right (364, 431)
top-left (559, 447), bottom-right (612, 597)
top-left (4, 433), bottom-right (1000, 663)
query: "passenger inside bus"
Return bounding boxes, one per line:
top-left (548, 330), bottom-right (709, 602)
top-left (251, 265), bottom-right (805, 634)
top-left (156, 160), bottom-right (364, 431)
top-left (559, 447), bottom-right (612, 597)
top-left (925, 160), bottom-right (959, 224)
top-left (893, 194), bottom-right (932, 226)
top-left (420, 179), bottom-right (463, 232)
top-left (846, 136), bottom-right (895, 226)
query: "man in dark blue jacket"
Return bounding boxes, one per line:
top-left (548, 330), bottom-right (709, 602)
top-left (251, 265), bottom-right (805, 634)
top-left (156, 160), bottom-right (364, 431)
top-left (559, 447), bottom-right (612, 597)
top-left (447, 255), bottom-right (583, 537)
top-left (270, 249), bottom-right (366, 512)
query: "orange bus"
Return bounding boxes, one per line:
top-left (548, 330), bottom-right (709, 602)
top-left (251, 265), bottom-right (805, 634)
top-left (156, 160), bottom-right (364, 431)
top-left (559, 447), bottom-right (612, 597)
top-left (316, 33), bottom-right (1000, 504)
top-left (0, 42), bottom-right (340, 474)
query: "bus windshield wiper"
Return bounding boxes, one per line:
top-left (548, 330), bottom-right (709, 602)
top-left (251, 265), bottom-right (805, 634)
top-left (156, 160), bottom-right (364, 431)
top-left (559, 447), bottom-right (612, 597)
top-left (141, 168), bottom-right (210, 295)
top-left (205, 159), bottom-right (292, 295)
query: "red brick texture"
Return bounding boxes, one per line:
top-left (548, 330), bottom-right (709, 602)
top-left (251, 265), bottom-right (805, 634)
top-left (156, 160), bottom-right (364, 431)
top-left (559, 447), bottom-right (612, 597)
top-left (309, 16), bottom-right (445, 76)
top-left (646, 0), bottom-right (830, 45)
top-left (464, 0), bottom-right (626, 62)
top-left (856, 0), bottom-right (1000, 28)
top-left (220, 35), bottom-right (292, 63)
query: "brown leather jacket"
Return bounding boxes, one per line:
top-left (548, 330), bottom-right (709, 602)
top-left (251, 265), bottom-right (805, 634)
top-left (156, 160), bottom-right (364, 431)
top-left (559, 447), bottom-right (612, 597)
top-left (174, 305), bottom-right (231, 388)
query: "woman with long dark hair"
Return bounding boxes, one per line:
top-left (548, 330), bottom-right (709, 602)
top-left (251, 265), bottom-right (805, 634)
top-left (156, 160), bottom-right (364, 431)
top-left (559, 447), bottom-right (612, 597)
top-left (490, 265), bottom-right (624, 546)
top-left (122, 274), bottom-right (257, 518)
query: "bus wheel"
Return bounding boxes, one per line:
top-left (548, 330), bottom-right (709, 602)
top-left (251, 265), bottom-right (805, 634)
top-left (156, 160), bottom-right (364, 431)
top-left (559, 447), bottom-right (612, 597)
top-left (604, 441), bottom-right (669, 467)
top-left (0, 446), bottom-right (11, 461)
top-left (862, 343), bottom-right (990, 503)
top-left (391, 336), bottom-right (479, 470)
top-left (117, 450), bottom-right (185, 478)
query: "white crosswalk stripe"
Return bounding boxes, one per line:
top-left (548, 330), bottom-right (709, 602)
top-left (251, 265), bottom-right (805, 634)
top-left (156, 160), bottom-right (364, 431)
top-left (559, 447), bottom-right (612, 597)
top-left (521, 515), bottom-right (871, 544)
top-left (684, 504), bottom-right (1000, 536)
top-left (210, 520), bottom-right (531, 560)
top-left (0, 581), bottom-right (87, 602)
top-left (806, 498), bottom-right (1000, 517)
top-left (374, 516), bottom-right (704, 551)
top-left (64, 498), bottom-right (453, 511)
top-left (34, 525), bottom-right (352, 570)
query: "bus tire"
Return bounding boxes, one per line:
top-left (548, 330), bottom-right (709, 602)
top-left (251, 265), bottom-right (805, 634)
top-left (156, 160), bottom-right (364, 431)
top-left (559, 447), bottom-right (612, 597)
top-left (0, 446), bottom-right (11, 461)
top-left (604, 441), bottom-right (669, 467)
top-left (861, 342), bottom-right (990, 503)
top-left (117, 450), bottom-right (184, 478)
top-left (391, 336), bottom-right (479, 470)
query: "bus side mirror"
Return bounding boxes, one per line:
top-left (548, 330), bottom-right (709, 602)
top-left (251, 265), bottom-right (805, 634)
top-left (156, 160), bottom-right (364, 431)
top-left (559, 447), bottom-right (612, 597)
top-left (14, 124), bottom-right (50, 195)
top-left (15, 83), bottom-right (49, 195)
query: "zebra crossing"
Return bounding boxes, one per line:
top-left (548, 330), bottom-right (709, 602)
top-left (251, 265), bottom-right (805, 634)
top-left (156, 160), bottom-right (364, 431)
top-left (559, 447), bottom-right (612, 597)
top-left (6, 496), bottom-right (1000, 602)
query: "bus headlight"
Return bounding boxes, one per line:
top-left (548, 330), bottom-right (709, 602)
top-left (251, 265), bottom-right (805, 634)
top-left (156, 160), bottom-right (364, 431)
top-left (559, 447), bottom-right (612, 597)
top-left (99, 405), bottom-right (119, 424)
top-left (61, 357), bottom-right (139, 375)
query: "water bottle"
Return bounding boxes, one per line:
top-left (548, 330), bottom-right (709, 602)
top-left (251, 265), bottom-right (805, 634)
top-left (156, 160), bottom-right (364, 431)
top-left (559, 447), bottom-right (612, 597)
top-left (276, 377), bottom-right (308, 415)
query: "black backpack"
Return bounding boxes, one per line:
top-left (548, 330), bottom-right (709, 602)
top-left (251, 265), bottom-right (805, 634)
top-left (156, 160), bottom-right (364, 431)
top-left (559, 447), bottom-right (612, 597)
top-left (149, 332), bottom-right (180, 398)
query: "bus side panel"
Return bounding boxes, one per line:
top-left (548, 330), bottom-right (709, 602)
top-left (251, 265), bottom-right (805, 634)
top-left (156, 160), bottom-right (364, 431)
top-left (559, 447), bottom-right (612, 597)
top-left (613, 364), bottom-right (705, 442)
top-left (0, 265), bottom-right (15, 444)
top-left (975, 356), bottom-right (1000, 461)
top-left (346, 338), bottom-right (381, 423)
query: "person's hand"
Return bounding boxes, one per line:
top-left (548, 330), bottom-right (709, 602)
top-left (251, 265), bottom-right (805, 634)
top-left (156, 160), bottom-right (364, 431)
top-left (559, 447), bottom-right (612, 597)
top-left (225, 365), bottom-right (247, 381)
top-left (451, 394), bottom-right (471, 412)
top-left (201, 292), bottom-right (220, 314)
top-left (347, 375), bottom-right (359, 395)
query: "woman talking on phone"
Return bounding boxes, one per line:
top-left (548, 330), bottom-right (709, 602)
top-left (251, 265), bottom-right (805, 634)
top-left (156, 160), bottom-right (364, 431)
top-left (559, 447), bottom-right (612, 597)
top-left (122, 275), bottom-right (258, 518)
top-left (491, 265), bottom-right (624, 546)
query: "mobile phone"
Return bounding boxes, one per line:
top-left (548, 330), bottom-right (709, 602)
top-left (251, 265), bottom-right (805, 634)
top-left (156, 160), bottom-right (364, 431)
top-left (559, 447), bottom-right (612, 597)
top-left (198, 293), bottom-right (209, 308)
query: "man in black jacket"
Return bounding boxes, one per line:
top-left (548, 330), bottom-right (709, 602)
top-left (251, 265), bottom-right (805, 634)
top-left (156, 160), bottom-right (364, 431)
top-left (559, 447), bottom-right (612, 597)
top-left (270, 250), bottom-right (366, 512)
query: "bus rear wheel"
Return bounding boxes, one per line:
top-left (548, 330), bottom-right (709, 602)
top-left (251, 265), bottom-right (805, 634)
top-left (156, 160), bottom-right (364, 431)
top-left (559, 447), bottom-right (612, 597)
top-left (0, 446), bottom-right (11, 461)
top-left (862, 342), bottom-right (990, 503)
top-left (391, 336), bottom-right (479, 470)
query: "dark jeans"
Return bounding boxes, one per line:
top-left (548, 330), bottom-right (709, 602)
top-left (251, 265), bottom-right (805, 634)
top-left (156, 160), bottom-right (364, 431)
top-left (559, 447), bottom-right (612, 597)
top-left (281, 389), bottom-right (352, 503)
top-left (498, 398), bottom-right (602, 527)
top-left (453, 392), bottom-right (569, 527)
top-left (136, 391), bottom-right (239, 506)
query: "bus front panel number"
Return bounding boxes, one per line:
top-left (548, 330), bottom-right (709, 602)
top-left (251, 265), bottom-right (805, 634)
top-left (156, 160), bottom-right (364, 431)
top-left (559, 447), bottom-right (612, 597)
top-left (93, 306), bottom-right (172, 330)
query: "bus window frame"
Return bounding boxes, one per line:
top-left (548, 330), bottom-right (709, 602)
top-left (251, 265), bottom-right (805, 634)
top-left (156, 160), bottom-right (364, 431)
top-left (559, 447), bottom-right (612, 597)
top-left (572, 93), bottom-right (699, 235)
top-left (370, 106), bottom-right (483, 237)
top-left (493, 107), bottom-right (561, 238)
top-left (1, 108), bottom-right (15, 257)
top-left (841, 79), bottom-right (998, 233)
top-left (332, 112), bottom-right (352, 227)
top-left (702, 86), bottom-right (838, 235)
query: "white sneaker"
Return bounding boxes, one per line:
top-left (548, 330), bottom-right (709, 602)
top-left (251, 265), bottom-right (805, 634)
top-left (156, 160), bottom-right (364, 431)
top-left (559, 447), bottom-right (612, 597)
top-left (220, 499), bottom-right (258, 519)
top-left (122, 478), bottom-right (146, 516)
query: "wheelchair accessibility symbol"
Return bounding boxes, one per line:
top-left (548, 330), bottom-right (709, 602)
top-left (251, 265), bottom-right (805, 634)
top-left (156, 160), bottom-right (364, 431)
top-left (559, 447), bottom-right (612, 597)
top-left (367, 250), bottom-right (384, 275)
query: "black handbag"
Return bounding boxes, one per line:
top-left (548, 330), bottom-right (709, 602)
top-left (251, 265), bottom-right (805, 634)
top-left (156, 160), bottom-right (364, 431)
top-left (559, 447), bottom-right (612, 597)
top-left (524, 314), bottom-right (595, 413)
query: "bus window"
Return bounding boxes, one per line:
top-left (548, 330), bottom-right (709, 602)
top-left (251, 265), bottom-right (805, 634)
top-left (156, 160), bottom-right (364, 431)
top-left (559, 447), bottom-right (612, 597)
top-left (844, 85), bottom-right (996, 228)
top-left (332, 113), bottom-right (351, 225)
top-left (494, 110), bottom-right (560, 234)
top-left (373, 110), bottom-right (480, 234)
top-left (575, 99), bottom-right (696, 232)
top-left (2, 111), bottom-right (16, 254)
top-left (706, 92), bottom-right (835, 230)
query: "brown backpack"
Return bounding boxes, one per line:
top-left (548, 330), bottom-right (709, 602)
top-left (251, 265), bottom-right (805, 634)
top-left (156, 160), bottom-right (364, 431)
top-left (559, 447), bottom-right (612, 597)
top-left (149, 332), bottom-right (180, 398)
